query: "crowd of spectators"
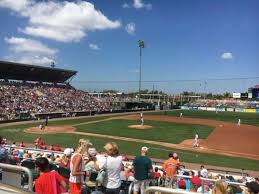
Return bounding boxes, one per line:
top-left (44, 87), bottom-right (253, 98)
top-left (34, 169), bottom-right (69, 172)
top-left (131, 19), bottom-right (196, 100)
top-left (0, 136), bottom-right (259, 194)
top-left (0, 81), bottom-right (111, 121)
top-left (185, 99), bottom-right (259, 109)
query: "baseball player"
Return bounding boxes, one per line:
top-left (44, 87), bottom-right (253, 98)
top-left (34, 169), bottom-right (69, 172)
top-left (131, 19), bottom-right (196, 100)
top-left (193, 132), bottom-right (199, 147)
top-left (140, 112), bottom-right (144, 126)
top-left (180, 112), bottom-right (183, 118)
top-left (237, 118), bottom-right (241, 126)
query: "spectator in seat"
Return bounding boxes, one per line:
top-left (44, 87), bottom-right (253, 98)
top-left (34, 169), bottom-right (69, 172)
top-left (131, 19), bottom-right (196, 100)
top-left (200, 165), bottom-right (208, 178)
top-left (60, 148), bottom-right (73, 169)
top-left (102, 142), bottom-right (123, 194)
top-left (133, 146), bottom-right (153, 194)
top-left (19, 142), bottom-right (25, 147)
top-left (0, 136), bottom-right (8, 163)
top-left (246, 181), bottom-right (259, 194)
top-left (190, 173), bottom-right (202, 192)
top-left (35, 157), bottom-right (67, 194)
top-left (212, 180), bottom-right (228, 194)
top-left (153, 167), bottom-right (161, 179)
top-left (178, 179), bottom-right (186, 190)
top-left (183, 171), bottom-right (191, 190)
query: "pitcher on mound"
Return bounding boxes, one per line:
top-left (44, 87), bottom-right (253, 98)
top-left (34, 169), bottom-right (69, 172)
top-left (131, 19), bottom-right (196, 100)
top-left (140, 112), bottom-right (144, 126)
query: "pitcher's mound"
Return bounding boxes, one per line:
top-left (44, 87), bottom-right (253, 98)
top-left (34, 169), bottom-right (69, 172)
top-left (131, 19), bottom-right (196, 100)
top-left (128, 125), bottom-right (152, 129)
top-left (25, 126), bottom-right (75, 134)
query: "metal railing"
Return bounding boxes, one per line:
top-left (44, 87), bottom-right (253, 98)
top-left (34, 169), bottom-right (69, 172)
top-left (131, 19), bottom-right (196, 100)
top-left (144, 187), bottom-right (197, 194)
top-left (130, 174), bottom-right (246, 194)
top-left (0, 163), bottom-right (33, 192)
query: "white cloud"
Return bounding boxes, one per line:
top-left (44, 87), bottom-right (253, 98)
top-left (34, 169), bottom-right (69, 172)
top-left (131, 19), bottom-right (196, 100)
top-left (0, 0), bottom-right (121, 42)
top-left (221, 52), bottom-right (233, 60)
top-left (125, 23), bottom-right (136, 35)
top-left (0, 0), bottom-right (32, 12)
top-left (4, 36), bottom-right (57, 66)
top-left (133, 0), bottom-right (152, 10)
top-left (5, 37), bottom-right (57, 55)
top-left (122, 3), bottom-right (130, 8)
top-left (89, 43), bottom-right (100, 50)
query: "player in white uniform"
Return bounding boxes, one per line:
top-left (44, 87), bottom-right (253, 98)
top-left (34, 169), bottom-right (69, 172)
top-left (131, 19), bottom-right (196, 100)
top-left (237, 118), bottom-right (241, 126)
top-left (140, 112), bottom-right (144, 126)
top-left (193, 132), bottom-right (199, 147)
top-left (180, 112), bottom-right (183, 117)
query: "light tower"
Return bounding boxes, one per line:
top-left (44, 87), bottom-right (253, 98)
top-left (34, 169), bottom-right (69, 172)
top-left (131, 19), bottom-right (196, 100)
top-left (138, 40), bottom-right (145, 100)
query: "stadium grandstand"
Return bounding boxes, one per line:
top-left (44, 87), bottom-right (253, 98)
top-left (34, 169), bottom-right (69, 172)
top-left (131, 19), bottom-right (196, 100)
top-left (0, 61), bottom-right (112, 121)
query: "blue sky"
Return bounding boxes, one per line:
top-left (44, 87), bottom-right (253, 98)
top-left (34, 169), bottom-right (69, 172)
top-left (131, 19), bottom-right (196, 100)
top-left (0, 0), bottom-right (258, 93)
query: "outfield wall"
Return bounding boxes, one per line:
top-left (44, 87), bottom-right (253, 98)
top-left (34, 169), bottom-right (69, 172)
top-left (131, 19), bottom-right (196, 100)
top-left (180, 106), bottom-right (259, 114)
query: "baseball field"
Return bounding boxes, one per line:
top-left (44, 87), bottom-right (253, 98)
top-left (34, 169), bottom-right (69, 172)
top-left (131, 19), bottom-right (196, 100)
top-left (1, 110), bottom-right (259, 171)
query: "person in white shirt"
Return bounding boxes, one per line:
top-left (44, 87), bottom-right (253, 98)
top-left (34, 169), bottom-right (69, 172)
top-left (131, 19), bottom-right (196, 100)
top-left (102, 142), bottom-right (123, 194)
top-left (200, 165), bottom-right (208, 178)
top-left (193, 132), bottom-right (199, 147)
top-left (237, 118), bottom-right (241, 126)
top-left (140, 112), bottom-right (144, 126)
top-left (69, 139), bottom-right (91, 194)
top-left (180, 112), bottom-right (183, 117)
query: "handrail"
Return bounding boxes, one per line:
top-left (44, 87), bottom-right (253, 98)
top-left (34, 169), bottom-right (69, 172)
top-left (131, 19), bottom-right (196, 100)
top-left (175, 175), bottom-right (245, 186)
top-left (4, 145), bottom-right (64, 155)
top-left (144, 187), bottom-right (197, 194)
top-left (0, 162), bottom-right (33, 192)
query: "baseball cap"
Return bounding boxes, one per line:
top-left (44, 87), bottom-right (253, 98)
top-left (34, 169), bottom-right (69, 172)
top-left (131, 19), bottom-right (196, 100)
top-left (178, 180), bottom-right (186, 189)
top-left (64, 148), bottom-right (73, 156)
top-left (141, 146), bottom-right (149, 151)
top-left (191, 176), bottom-right (202, 187)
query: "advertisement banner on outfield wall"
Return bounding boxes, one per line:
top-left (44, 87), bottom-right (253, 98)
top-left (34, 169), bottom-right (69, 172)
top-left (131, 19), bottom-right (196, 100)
top-left (207, 107), bottom-right (216, 111)
top-left (227, 108), bottom-right (234, 112)
top-left (198, 107), bottom-right (207, 110)
top-left (256, 109), bottom-right (259, 114)
top-left (192, 107), bottom-right (198, 110)
top-left (233, 93), bottom-right (241, 98)
top-left (181, 106), bottom-right (190, 110)
top-left (216, 107), bottom-right (225, 112)
top-left (245, 109), bottom-right (256, 113)
top-left (235, 108), bottom-right (244, 112)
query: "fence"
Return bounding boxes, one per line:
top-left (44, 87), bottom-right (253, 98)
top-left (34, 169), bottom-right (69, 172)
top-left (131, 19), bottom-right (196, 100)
top-left (129, 174), bottom-right (246, 194)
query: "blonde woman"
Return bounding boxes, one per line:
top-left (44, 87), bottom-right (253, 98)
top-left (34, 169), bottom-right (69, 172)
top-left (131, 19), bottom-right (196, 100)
top-left (69, 139), bottom-right (91, 194)
top-left (212, 180), bottom-right (228, 194)
top-left (102, 142), bottom-right (123, 194)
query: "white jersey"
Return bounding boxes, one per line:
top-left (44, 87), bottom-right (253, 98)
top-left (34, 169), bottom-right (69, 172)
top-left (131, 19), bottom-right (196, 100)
top-left (195, 134), bottom-right (199, 140)
top-left (69, 153), bottom-right (85, 183)
top-left (140, 113), bottom-right (143, 118)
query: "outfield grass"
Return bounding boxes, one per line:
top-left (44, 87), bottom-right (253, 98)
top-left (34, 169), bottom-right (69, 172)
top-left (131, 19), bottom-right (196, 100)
top-left (0, 124), bottom-right (258, 171)
top-left (75, 119), bottom-right (214, 144)
top-left (148, 110), bottom-right (259, 126)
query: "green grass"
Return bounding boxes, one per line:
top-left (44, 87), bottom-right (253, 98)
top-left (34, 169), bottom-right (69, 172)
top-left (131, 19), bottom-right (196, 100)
top-left (148, 110), bottom-right (259, 126)
top-left (1, 115), bottom-right (259, 171)
top-left (0, 125), bottom-right (258, 171)
top-left (75, 119), bottom-right (214, 144)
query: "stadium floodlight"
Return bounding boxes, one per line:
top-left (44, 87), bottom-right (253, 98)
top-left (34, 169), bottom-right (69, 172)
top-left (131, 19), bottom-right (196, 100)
top-left (51, 61), bottom-right (55, 68)
top-left (138, 40), bottom-right (145, 100)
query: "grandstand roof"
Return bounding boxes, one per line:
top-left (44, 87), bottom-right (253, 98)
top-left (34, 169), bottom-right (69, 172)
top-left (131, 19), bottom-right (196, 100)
top-left (0, 61), bottom-right (77, 83)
